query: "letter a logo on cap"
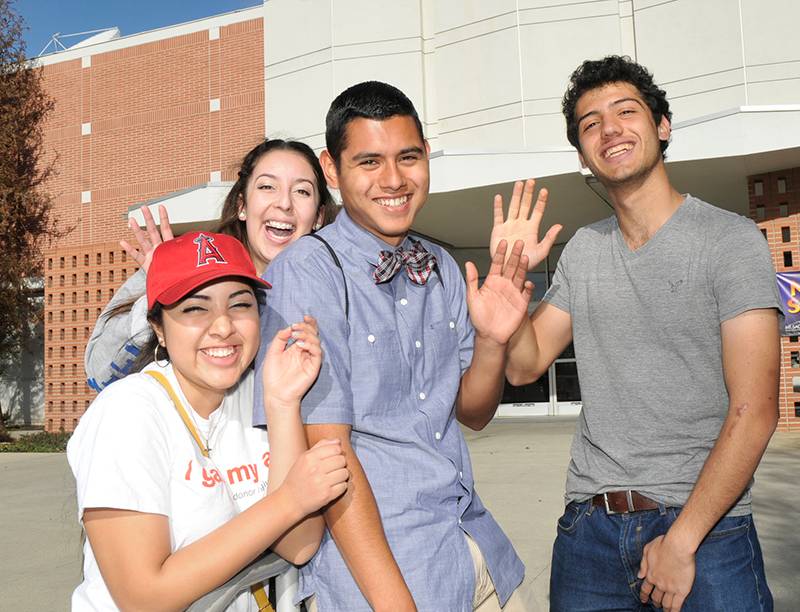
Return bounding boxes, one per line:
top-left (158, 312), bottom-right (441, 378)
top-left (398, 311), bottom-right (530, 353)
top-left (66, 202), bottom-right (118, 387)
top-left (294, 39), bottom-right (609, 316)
top-left (194, 233), bottom-right (228, 267)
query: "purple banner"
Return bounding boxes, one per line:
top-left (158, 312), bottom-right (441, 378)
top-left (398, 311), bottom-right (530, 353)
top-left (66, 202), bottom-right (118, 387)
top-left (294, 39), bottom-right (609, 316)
top-left (777, 272), bottom-right (800, 336)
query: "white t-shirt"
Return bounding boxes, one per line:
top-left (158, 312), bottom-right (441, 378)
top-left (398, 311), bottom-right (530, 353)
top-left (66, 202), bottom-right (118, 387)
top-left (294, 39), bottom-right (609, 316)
top-left (67, 363), bottom-right (269, 611)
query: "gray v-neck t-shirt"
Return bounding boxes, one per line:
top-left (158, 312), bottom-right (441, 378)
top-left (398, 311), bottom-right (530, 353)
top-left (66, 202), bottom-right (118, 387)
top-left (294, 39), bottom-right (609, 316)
top-left (544, 195), bottom-right (780, 514)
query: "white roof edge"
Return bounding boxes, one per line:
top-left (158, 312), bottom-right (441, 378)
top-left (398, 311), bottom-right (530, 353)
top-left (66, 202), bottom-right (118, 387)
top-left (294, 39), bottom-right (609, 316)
top-left (35, 5), bottom-right (263, 66)
top-left (673, 104), bottom-right (800, 130)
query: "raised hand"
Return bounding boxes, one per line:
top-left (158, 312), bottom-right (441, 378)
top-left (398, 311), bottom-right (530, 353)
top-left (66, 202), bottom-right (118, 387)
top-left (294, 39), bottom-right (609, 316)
top-left (263, 315), bottom-right (323, 406)
top-left (490, 179), bottom-right (562, 271)
top-left (465, 239), bottom-right (533, 346)
top-left (280, 439), bottom-right (349, 515)
top-left (119, 204), bottom-right (174, 273)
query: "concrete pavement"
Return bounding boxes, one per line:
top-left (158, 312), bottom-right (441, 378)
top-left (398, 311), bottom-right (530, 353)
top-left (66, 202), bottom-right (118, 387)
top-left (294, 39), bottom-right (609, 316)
top-left (1, 418), bottom-right (798, 611)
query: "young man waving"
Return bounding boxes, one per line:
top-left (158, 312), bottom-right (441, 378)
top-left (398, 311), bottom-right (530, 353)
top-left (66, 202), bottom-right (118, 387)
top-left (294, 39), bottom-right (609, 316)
top-left (254, 82), bottom-right (529, 611)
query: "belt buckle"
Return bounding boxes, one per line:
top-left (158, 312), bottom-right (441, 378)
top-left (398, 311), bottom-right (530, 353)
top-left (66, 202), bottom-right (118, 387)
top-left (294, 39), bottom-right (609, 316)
top-left (603, 491), bottom-right (635, 514)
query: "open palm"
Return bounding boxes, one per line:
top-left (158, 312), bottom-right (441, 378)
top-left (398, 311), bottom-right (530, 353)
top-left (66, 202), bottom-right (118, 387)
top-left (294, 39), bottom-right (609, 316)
top-left (466, 240), bottom-right (533, 345)
top-left (490, 179), bottom-right (562, 271)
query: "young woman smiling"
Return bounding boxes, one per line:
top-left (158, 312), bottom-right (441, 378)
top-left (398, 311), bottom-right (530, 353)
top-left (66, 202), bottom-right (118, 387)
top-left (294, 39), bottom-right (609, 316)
top-left (68, 232), bottom-right (348, 611)
top-left (85, 138), bottom-right (337, 391)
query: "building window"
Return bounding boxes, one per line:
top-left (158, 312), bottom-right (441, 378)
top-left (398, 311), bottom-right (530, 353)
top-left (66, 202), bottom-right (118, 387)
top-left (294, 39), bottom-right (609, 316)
top-left (59, 275), bottom-right (64, 287)
top-left (795, 402), bottom-right (800, 418)
top-left (121, 251), bottom-right (127, 263)
top-left (96, 289), bottom-right (102, 301)
top-left (59, 382), bottom-right (65, 394)
top-left (60, 401), bottom-right (65, 412)
top-left (48, 293), bottom-right (53, 305)
top-left (96, 271), bottom-right (102, 283)
top-left (71, 255), bottom-right (77, 267)
top-left (756, 205), bottom-right (765, 220)
top-left (84, 309), bottom-right (89, 321)
top-left (780, 203), bottom-right (788, 217)
top-left (109, 270), bottom-right (114, 283)
top-left (84, 272), bottom-right (89, 284)
top-left (71, 274), bottom-right (77, 286)
top-left (47, 312), bottom-right (52, 323)
top-left (71, 310), bottom-right (77, 322)
top-left (754, 180), bottom-right (764, 196)
top-left (761, 229), bottom-right (767, 240)
top-left (72, 292), bottom-right (77, 304)
top-left (122, 269), bottom-right (128, 280)
top-left (792, 352), bottom-right (800, 368)
top-left (84, 290), bottom-right (89, 302)
top-left (59, 311), bottom-right (64, 322)
top-left (784, 251), bottom-right (793, 267)
top-left (59, 346), bottom-right (65, 358)
top-left (59, 257), bottom-right (65, 268)
top-left (109, 251), bottom-right (114, 264)
top-left (778, 178), bottom-right (787, 194)
top-left (782, 227), bottom-right (791, 243)
top-left (791, 336), bottom-right (799, 343)
top-left (72, 346), bottom-right (78, 358)
top-left (59, 419), bottom-right (65, 432)
top-left (84, 254), bottom-right (89, 266)
top-left (47, 258), bottom-right (53, 270)
top-left (59, 328), bottom-right (64, 341)
top-left (59, 293), bottom-right (65, 305)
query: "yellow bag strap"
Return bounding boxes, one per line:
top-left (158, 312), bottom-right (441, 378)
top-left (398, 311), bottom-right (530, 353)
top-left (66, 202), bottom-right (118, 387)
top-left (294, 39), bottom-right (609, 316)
top-left (251, 582), bottom-right (274, 612)
top-left (144, 370), bottom-right (272, 610)
top-left (146, 370), bottom-right (209, 457)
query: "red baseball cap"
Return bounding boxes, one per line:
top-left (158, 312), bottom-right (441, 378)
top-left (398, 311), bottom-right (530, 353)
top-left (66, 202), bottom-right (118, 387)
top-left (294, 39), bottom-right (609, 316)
top-left (146, 231), bottom-right (270, 309)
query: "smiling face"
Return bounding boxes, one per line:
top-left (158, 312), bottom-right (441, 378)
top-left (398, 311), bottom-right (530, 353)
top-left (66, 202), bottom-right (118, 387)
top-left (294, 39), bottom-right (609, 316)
top-left (321, 115), bottom-right (430, 246)
top-left (152, 279), bottom-right (260, 416)
top-left (240, 150), bottom-right (323, 272)
top-left (574, 81), bottom-right (670, 188)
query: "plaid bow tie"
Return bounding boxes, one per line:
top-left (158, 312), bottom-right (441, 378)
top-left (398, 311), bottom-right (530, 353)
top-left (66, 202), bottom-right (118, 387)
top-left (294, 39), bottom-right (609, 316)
top-left (373, 241), bottom-right (437, 285)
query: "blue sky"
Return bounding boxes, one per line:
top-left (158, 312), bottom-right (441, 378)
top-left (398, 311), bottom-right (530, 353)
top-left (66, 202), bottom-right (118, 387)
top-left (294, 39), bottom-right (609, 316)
top-left (15, 0), bottom-right (260, 57)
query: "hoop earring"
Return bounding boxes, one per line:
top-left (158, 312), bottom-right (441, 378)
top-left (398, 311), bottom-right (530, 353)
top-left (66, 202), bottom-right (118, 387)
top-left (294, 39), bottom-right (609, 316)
top-left (154, 344), bottom-right (170, 367)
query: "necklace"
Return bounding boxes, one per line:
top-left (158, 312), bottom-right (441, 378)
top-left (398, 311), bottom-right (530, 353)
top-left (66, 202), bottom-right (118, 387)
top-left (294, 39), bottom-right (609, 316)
top-left (186, 404), bottom-right (224, 455)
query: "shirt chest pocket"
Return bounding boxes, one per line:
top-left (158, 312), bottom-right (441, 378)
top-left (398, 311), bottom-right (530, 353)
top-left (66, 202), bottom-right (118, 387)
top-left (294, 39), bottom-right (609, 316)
top-left (425, 316), bottom-right (461, 374)
top-left (349, 324), bottom-right (405, 419)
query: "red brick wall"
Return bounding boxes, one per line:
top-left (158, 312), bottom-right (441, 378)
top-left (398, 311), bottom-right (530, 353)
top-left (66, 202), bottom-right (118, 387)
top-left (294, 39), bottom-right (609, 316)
top-left (40, 18), bottom-right (265, 431)
top-left (750, 167), bottom-right (800, 432)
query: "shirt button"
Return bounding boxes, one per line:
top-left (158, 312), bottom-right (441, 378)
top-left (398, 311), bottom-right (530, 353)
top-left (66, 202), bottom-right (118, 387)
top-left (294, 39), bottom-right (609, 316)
top-left (459, 471), bottom-right (463, 479)
top-left (419, 392), bottom-right (426, 400)
top-left (449, 321), bottom-right (455, 329)
top-left (415, 340), bottom-right (421, 349)
top-left (400, 298), bottom-right (408, 306)
top-left (458, 518), bottom-right (462, 525)
top-left (367, 334), bottom-right (375, 343)
top-left (435, 431), bottom-right (441, 440)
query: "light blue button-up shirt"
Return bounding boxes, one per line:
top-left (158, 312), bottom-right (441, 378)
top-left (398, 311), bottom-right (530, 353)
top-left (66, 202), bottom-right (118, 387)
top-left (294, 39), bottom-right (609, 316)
top-left (253, 210), bottom-right (523, 612)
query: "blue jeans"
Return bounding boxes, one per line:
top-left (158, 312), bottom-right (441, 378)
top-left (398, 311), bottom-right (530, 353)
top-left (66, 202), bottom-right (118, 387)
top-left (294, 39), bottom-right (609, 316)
top-left (550, 500), bottom-right (773, 611)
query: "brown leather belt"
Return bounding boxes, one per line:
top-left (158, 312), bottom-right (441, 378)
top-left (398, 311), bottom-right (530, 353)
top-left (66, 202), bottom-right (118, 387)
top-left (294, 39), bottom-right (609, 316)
top-left (591, 491), bottom-right (661, 514)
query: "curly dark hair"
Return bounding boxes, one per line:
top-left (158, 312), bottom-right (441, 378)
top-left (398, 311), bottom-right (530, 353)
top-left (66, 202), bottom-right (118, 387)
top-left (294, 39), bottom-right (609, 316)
top-left (562, 55), bottom-right (672, 157)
